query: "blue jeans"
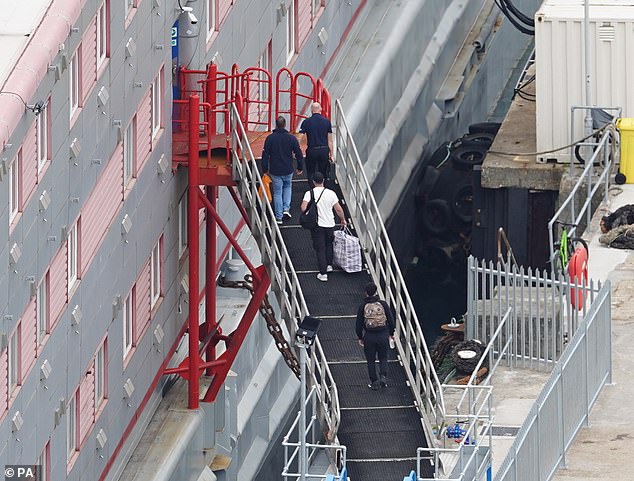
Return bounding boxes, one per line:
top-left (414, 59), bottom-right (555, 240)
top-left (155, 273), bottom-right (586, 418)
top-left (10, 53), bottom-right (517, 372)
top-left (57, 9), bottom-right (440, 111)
top-left (270, 173), bottom-right (293, 220)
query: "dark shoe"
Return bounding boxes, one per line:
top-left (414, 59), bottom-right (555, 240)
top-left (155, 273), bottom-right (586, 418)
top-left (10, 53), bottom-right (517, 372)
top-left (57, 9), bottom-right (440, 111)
top-left (276, 218), bottom-right (283, 225)
top-left (380, 375), bottom-right (388, 388)
top-left (283, 211), bottom-right (292, 220)
top-left (368, 381), bottom-right (379, 391)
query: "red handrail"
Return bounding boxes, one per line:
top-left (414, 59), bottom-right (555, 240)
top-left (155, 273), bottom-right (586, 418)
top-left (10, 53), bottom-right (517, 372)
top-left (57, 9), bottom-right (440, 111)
top-left (275, 67), bottom-right (295, 130)
top-left (242, 67), bottom-right (273, 131)
top-left (292, 71), bottom-right (317, 131)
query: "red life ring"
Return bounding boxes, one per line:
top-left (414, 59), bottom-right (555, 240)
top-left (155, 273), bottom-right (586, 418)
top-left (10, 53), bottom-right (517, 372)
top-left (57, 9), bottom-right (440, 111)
top-left (567, 245), bottom-right (589, 310)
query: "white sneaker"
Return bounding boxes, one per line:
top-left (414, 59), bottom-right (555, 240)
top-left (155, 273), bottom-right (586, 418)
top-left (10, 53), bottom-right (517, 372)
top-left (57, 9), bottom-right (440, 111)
top-left (283, 211), bottom-right (292, 220)
top-left (326, 265), bottom-right (333, 273)
top-left (317, 273), bottom-right (328, 282)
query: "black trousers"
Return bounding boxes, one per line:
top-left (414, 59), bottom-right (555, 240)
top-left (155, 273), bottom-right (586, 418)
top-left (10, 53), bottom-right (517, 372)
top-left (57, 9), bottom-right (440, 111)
top-left (306, 147), bottom-right (330, 182)
top-left (311, 226), bottom-right (334, 274)
top-left (363, 331), bottom-right (389, 383)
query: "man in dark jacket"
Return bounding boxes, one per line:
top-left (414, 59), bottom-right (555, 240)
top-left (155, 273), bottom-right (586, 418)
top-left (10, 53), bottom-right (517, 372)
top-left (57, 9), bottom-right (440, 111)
top-left (356, 282), bottom-right (395, 390)
top-left (300, 102), bottom-right (333, 183)
top-left (262, 116), bottom-right (304, 224)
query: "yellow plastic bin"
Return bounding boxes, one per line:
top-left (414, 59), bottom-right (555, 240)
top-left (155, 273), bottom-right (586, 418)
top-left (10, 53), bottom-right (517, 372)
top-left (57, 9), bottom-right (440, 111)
top-left (616, 118), bottom-right (634, 184)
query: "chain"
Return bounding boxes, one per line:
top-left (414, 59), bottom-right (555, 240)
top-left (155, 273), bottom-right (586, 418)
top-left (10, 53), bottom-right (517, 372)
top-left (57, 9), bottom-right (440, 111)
top-left (218, 275), bottom-right (301, 379)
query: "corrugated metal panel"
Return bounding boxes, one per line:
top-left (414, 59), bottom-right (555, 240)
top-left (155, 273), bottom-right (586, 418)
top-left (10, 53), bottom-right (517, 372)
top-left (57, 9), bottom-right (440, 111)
top-left (20, 300), bottom-right (37, 376)
top-left (136, 90), bottom-right (152, 172)
top-left (81, 145), bottom-right (123, 274)
top-left (82, 18), bottom-right (97, 102)
top-left (0, 350), bottom-right (7, 417)
top-left (79, 361), bottom-right (95, 444)
top-left (297, 0), bottom-right (312, 47)
top-left (135, 260), bottom-right (151, 338)
top-left (49, 246), bottom-right (67, 326)
top-left (21, 121), bottom-right (37, 204)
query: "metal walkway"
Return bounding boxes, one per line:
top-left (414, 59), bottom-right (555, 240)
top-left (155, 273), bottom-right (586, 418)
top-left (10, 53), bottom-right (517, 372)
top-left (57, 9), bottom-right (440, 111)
top-left (280, 177), bottom-right (432, 480)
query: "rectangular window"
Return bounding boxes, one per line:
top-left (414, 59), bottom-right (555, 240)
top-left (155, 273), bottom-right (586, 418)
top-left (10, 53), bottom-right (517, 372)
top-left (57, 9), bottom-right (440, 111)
top-left (150, 239), bottom-right (162, 308)
top-left (151, 70), bottom-right (163, 138)
top-left (312, 0), bottom-right (323, 16)
top-left (95, 341), bottom-right (106, 410)
top-left (123, 118), bottom-right (136, 189)
top-left (96, 1), bottom-right (109, 68)
top-left (178, 195), bottom-right (188, 257)
top-left (286, 1), bottom-right (296, 62)
top-left (67, 220), bottom-right (79, 292)
top-left (9, 151), bottom-right (21, 223)
top-left (67, 391), bottom-right (78, 461)
top-left (36, 273), bottom-right (49, 345)
top-left (69, 48), bottom-right (81, 119)
top-left (8, 326), bottom-right (20, 396)
top-left (36, 101), bottom-right (50, 172)
top-left (206, 0), bottom-right (216, 39)
top-left (38, 442), bottom-right (50, 481)
top-left (125, 0), bottom-right (135, 18)
top-left (123, 289), bottom-right (135, 359)
top-left (258, 42), bottom-right (271, 102)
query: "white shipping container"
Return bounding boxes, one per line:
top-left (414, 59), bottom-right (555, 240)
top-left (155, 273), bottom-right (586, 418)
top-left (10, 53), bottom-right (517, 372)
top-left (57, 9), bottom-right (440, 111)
top-left (535, 1), bottom-right (634, 163)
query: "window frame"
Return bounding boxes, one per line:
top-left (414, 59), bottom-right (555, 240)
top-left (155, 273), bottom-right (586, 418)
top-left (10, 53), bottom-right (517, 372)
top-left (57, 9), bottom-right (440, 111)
top-left (94, 340), bottom-right (107, 410)
top-left (286, 0), bottom-right (296, 63)
top-left (125, 0), bottom-right (136, 19)
top-left (178, 195), bottom-right (188, 257)
top-left (123, 288), bottom-right (135, 359)
top-left (38, 442), bottom-right (50, 481)
top-left (150, 239), bottom-right (162, 308)
top-left (67, 391), bottom-right (78, 461)
top-left (123, 117), bottom-right (136, 189)
top-left (36, 102), bottom-right (50, 172)
top-left (36, 272), bottom-right (49, 346)
top-left (96, 1), bottom-right (109, 68)
top-left (8, 151), bottom-right (21, 223)
top-left (69, 48), bottom-right (81, 120)
top-left (151, 70), bottom-right (163, 139)
top-left (67, 220), bottom-right (79, 293)
top-left (206, 0), bottom-right (216, 40)
top-left (8, 326), bottom-right (20, 396)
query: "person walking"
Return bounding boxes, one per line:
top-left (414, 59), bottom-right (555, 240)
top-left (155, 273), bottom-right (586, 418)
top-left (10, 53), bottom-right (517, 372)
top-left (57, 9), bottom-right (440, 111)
top-left (356, 282), bottom-right (395, 390)
top-left (300, 171), bottom-right (346, 281)
top-left (262, 116), bottom-right (304, 225)
top-left (299, 102), bottom-right (333, 183)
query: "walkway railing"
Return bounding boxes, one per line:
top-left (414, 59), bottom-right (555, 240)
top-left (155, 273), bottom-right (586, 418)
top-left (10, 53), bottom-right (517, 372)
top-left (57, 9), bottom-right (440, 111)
top-left (229, 104), bottom-right (342, 441)
top-left (333, 99), bottom-right (445, 435)
top-left (494, 280), bottom-right (611, 481)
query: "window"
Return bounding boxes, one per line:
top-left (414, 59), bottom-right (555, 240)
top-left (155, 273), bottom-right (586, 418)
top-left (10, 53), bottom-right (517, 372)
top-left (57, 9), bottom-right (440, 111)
top-left (258, 42), bottom-right (271, 102)
top-left (36, 273), bottom-right (49, 345)
top-left (36, 102), bottom-right (49, 172)
top-left (150, 239), bottom-right (162, 308)
top-left (38, 442), bottom-right (50, 481)
top-left (206, 0), bottom-right (216, 39)
top-left (125, 0), bottom-right (135, 18)
top-left (8, 151), bottom-right (21, 223)
top-left (8, 326), bottom-right (20, 396)
top-left (67, 220), bottom-right (79, 292)
top-left (312, 0), bottom-right (323, 16)
top-left (286, 0), bottom-right (296, 62)
top-left (151, 70), bottom-right (163, 138)
top-left (95, 341), bottom-right (106, 409)
top-left (123, 118), bottom-right (136, 189)
top-left (178, 195), bottom-right (188, 257)
top-left (123, 289), bottom-right (135, 359)
top-left (67, 391), bottom-right (78, 461)
top-left (69, 48), bottom-right (81, 119)
top-left (96, 1), bottom-right (109, 68)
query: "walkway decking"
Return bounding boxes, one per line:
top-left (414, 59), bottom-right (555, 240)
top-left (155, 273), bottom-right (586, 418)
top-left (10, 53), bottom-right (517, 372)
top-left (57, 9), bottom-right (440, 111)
top-left (279, 176), bottom-right (433, 480)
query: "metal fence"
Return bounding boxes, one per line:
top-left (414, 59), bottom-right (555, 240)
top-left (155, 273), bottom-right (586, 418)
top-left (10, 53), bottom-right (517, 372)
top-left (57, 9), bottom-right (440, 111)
top-left (494, 279), bottom-right (611, 481)
top-left (467, 256), bottom-right (602, 369)
top-left (334, 100), bottom-right (445, 438)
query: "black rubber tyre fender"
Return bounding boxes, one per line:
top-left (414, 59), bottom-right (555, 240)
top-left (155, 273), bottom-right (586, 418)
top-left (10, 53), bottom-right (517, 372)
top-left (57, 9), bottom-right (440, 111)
top-left (615, 172), bottom-right (627, 184)
top-left (415, 166), bottom-right (441, 199)
top-left (450, 145), bottom-right (488, 171)
top-left (421, 199), bottom-right (452, 235)
top-left (468, 122), bottom-right (501, 135)
top-left (452, 184), bottom-right (474, 223)
top-left (427, 142), bottom-right (452, 168)
top-left (458, 132), bottom-right (495, 149)
top-left (418, 240), bottom-right (453, 285)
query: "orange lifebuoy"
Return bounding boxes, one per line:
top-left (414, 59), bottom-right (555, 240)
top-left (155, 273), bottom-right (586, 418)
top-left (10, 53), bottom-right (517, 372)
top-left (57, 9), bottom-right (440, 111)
top-left (567, 245), bottom-right (588, 310)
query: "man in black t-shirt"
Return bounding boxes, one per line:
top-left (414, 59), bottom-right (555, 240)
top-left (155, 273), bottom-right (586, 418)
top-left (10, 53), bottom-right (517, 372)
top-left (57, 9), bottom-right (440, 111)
top-left (299, 102), bottom-right (333, 183)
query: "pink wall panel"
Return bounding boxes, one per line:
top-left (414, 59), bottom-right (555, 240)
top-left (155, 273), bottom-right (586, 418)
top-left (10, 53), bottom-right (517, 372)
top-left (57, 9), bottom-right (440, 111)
top-left (49, 245), bottom-right (68, 326)
top-left (21, 121), bottom-right (37, 205)
top-left (82, 19), bottom-right (97, 102)
top-left (79, 361), bottom-right (95, 445)
top-left (135, 261), bottom-right (151, 338)
top-left (0, 350), bottom-right (7, 417)
top-left (81, 145), bottom-right (123, 274)
top-left (219, 0), bottom-right (232, 25)
top-left (20, 300), bottom-right (37, 376)
top-left (297, 0), bottom-right (312, 48)
top-left (136, 91), bottom-right (152, 173)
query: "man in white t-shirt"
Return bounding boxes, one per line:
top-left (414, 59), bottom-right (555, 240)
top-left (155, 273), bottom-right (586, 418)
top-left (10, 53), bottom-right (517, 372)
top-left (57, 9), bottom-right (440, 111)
top-left (300, 171), bottom-right (347, 281)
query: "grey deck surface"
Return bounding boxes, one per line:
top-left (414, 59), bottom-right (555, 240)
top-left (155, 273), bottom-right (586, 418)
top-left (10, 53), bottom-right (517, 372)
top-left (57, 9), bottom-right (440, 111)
top-left (278, 177), bottom-right (432, 480)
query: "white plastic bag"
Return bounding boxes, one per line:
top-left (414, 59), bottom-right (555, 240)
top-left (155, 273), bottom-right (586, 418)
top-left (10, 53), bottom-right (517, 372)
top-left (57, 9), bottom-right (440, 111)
top-left (333, 227), bottom-right (362, 273)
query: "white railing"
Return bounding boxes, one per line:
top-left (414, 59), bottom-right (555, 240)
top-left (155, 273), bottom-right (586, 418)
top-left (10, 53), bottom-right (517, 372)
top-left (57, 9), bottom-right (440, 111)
top-left (333, 99), bottom-right (445, 435)
top-left (229, 104), bottom-right (342, 440)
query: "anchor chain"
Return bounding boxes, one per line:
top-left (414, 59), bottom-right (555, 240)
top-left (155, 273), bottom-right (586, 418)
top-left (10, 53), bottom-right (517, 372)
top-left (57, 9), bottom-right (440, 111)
top-left (218, 275), bottom-right (301, 379)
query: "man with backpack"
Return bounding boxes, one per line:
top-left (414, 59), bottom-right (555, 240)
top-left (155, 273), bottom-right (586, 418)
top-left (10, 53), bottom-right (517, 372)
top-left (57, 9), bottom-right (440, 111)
top-left (300, 171), bottom-right (346, 281)
top-left (356, 282), bottom-right (395, 390)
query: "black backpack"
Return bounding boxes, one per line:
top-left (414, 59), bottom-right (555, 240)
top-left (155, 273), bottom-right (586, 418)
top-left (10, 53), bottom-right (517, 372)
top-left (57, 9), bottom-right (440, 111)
top-left (299, 188), bottom-right (325, 230)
